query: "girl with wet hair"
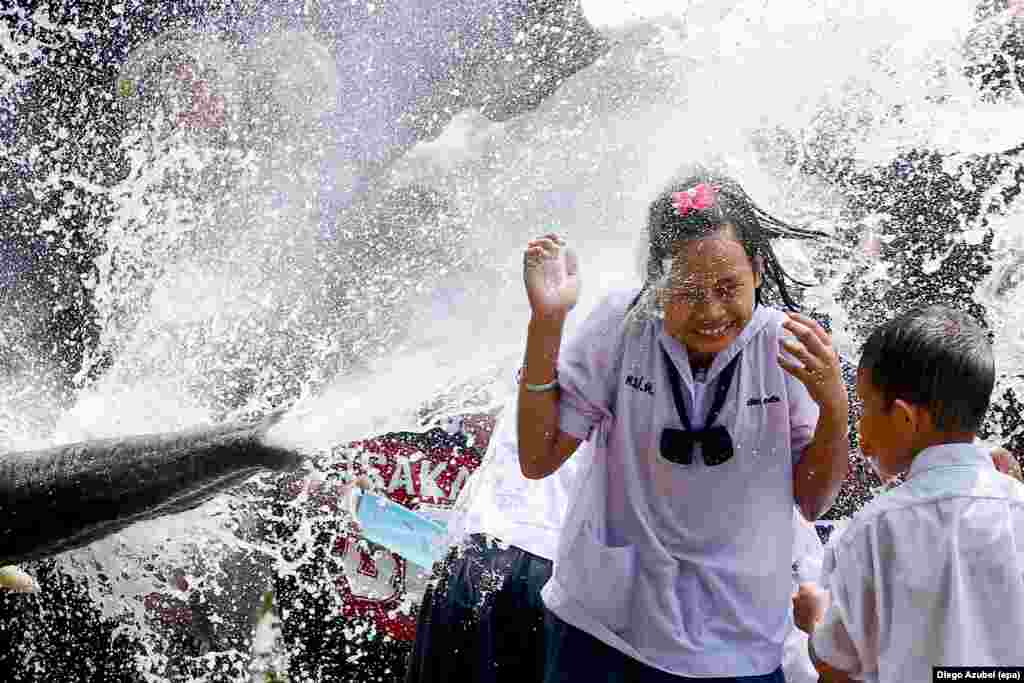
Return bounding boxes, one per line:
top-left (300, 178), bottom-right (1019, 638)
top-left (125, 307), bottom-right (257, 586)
top-left (633, 170), bottom-right (828, 320)
top-left (518, 170), bottom-right (850, 681)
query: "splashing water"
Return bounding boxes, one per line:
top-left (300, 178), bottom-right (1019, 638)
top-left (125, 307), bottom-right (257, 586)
top-left (2, 0), bottom-right (1023, 680)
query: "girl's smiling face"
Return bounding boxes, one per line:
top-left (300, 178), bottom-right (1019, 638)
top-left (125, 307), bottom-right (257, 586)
top-left (661, 224), bottom-right (761, 366)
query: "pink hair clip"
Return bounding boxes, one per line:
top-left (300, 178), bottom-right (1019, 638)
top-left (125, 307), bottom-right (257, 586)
top-left (671, 183), bottom-right (718, 217)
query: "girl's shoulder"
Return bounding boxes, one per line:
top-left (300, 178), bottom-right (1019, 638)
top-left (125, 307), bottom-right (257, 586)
top-left (752, 305), bottom-right (789, 330)
top-left (561, 288), bottom-right (647, 382)
top-left (731, 305), bottom-right (788, 353)
top-left (569, 286), bottom-right (645, 338)
top-left (594, 286), bottom-right (646, 319)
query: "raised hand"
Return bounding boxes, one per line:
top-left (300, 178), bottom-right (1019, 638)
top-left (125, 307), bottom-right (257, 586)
top-left (778, 313), bottom-right (848, 416)
top-left (523, 234), bottom-right (580, 320)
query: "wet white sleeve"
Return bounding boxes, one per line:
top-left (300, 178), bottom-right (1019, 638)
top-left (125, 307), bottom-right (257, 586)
top-left (556, 289), bottom-right (639, 441)
top-left (792, 508), bottom-right (825, 584)
top-left (810, 535), bottom-right (878, 678)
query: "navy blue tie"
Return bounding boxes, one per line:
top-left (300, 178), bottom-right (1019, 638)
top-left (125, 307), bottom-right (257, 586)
top-left (660, 347), bottom-right (741, 467)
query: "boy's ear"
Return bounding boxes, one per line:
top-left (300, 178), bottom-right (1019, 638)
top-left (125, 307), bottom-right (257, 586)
top-left (892, 399), bottom-right (918, 431)
top-left (892, 399), bottom-right (934, 434)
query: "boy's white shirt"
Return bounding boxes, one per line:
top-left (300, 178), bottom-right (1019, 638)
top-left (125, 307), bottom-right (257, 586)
top-left (811, 442), bottom-right (1024, 683)
top-left (542, 288), bottom-right (820, 678)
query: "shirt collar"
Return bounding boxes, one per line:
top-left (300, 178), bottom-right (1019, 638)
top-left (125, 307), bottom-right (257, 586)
top-left (658, 305), bottom-right (773, 386)
top-left (906, 442), bottom-right (994, 480)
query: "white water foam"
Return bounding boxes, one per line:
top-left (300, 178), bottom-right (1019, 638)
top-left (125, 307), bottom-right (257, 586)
top-left (2, 1), bottom-right (1022, 680)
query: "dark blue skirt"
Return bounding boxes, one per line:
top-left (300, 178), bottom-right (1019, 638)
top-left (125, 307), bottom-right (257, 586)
top-left (543, 609), bottom-right (787, 683)
top-left (404, 533), bottom-right (555, 683)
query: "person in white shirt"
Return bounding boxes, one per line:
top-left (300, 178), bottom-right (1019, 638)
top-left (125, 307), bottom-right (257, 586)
top-left (518, 170), bottom-right (851, 680)
top-left (403, 392), bottom-right (588, 683)
top-left (406, 392), bottom-right (827, 683)
top-left (793, 304), bottom-right (1024, 683)
top-left (784, 509), bottom-right (825, 683)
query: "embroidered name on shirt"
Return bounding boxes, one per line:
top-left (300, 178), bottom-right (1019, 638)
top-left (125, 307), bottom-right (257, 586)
top-left (747, 395), bottom-right (781, 406)
top-left (626, 375), bottom-right (654, 395)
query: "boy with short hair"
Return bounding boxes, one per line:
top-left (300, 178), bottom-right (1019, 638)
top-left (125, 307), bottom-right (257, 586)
top-left (793, 305), bottom-right (1024, 683)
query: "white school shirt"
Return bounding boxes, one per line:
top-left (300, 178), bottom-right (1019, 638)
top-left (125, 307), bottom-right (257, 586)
top-left (450, 393), bottom-right (590, 561)
top-left (811, 443), bottom-right (1024, 683)
top-left (542, 288), bottom-right (820, 678)
top-left (783, 509), bottom-right (826, 683)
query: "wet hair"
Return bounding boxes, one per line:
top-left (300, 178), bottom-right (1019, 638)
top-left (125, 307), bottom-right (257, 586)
top-left (859, 305), bottom-right (995, 433)
top-left (640, 169), bottom-right (827, 313)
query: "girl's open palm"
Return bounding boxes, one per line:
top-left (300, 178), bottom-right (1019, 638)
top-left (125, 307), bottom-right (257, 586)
top-left (778, 313), bottom-right (847, 414)
top-left (523, 234), bottom-right (580, 318)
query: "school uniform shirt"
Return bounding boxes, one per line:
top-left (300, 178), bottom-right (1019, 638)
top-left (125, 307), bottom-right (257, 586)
top-left (811, 442), bottom-right (1024, 683)
top-left (783, 508), bottom-right (826, 683)
top-left (450, 391), bottom-right (591, 561)
top-left (792, 507), bottom-right (825, 586)
top-left (542, 288), bottom-right (820, 678)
